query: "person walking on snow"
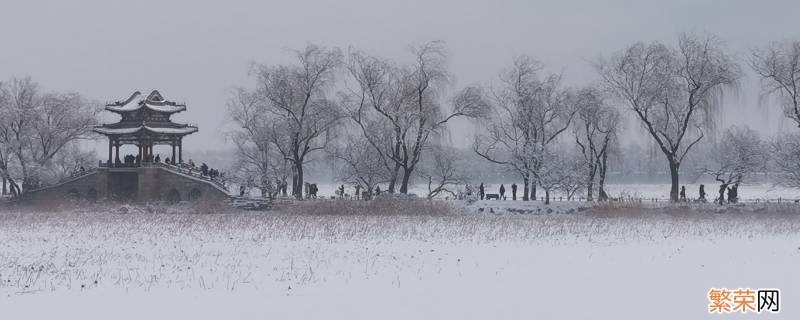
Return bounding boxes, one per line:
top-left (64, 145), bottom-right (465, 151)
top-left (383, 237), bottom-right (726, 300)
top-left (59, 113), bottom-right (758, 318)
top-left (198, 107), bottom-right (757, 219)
top-left (479, 183), bottom-right (485, 200)
top-left (499, 184), bottom-right (506, 200)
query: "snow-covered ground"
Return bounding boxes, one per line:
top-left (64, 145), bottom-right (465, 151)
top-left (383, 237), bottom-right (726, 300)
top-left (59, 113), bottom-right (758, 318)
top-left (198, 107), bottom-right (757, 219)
top-left (311, 182), bottom-right (800, 201)
top-left (1, 204), bottom-right (798, 319)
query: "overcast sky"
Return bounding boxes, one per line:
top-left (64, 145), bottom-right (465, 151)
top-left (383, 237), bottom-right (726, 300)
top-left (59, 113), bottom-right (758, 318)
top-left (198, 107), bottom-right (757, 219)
top-left (1, 0), bottom-right (799, 155)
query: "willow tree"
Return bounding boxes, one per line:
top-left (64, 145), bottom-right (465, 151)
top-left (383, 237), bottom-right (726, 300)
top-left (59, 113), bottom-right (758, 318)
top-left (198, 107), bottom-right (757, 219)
top-left (244, 44), bottom-right (343, 199)
top-left (751, 40), bottom-right (800, 128)
top-left (572, 86), bottom-right (620, 201)
top-left (0, 77), bottom-right (97, 196)
top-left (473, 56), bottom-right (573, 201)
top-left (342, 41), bottom-right (487, 194)
top-left (596, 33), bottom-right (741, 201)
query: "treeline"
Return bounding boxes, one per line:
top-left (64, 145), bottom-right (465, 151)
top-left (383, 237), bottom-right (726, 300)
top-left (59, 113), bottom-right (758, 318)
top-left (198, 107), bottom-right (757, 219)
top-left (0, 78), bottom-right (97, 197)
top-left (227, 34), bottom-right (800, 202)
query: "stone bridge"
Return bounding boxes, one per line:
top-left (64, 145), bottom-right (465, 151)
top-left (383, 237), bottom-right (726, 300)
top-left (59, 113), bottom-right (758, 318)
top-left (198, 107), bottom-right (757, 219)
top-left (24, 165), bottom-right (231, 204)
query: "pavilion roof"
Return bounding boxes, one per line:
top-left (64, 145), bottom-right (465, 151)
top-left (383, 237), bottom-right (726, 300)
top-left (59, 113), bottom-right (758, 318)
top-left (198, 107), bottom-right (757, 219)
top-left (93, 124), bottom-right (198, 136)
top-left (105, 90), bottom-right (187, 114)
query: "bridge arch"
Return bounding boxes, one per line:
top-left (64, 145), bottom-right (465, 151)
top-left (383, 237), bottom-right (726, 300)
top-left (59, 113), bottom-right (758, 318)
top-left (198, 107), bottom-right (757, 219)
top-left (86, 188), bottom-right (98, 203)
top-left (67, 188), bottom-right (81, 200)
top-left (187, 188), bottom-right (202, 201)
top-left (166, 188), bottom-right (181, 203)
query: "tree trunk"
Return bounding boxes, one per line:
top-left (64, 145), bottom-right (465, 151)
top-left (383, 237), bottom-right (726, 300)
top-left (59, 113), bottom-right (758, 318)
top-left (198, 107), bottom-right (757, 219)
top-left (9, 178), bottom-right (20, 198)
top-left (291, 165), bottom-right (298, 198)
top-left (522, 177), bottom-right (530, 201)
top-left (586, 167), bottom-right (595, 201)
top-left (668, 160), bottom-right (680, 202)
top-left (531, 183), bottom-right (537, 201)
top-left (545, 189), bottom-right (550, 205)
top-left (388, 162), bottom-right (401, 193)
top-left (598, 152), bottom-right (608, 201)
top-left (295, 164), bottom-right (304, 200)
top-left (399, 167), bottom-right (413, 194)
top-left (1, 177), bottom-right (6, 195)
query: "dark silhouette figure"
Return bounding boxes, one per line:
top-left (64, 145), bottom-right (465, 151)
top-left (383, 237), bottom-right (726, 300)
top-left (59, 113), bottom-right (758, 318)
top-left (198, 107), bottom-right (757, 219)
top-left (155, 154), bottom-right (160, 163)
top-left (718, 184), bottom-right (727, 205)
top-left (338, 184), bottom-right (345, 199)
top-left (375, 185), bottom-right (381, 196)
top-left (679, 186), bottom-right (686, 201)
top-left (728, 184), bottom-right (738, 204)
top-left (239, 185), bottom-right (246, 197)
top-left (479, 183), bottom-right (485, 200)
top-left (499, 184), bottom-right (506, 200)
top-left (200, 163), bottom-right (209, 176)
top-left (511, 183), bottom-right (517, 200)
top-left (165, 157), bottom-right (171, 164)
top-left (310, 184), bottom-right (318, 199)
top-left (699, 184), bottom-right (706, 201)
top-left (355, 185), bottom-right (361, 200)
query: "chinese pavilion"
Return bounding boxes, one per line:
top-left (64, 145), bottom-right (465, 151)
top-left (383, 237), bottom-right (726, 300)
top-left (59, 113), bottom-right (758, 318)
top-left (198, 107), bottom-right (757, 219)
top-left (23, 90), bottom-right (231, 204)
top-left (94, 90), bottom-right (198, 166)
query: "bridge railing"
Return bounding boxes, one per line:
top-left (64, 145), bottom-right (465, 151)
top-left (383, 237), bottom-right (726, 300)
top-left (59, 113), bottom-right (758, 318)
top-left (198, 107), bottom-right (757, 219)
top-left (142, 162), bottom-right (230, 192)
top-left (57, 167), bottom-right (98, 183)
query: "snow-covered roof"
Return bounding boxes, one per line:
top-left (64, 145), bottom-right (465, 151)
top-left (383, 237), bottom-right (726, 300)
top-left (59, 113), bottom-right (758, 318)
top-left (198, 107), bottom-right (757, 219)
top-left (93, 125), bottom-right (198, 136)
top-left (105, 90), bottom-right (187, 114)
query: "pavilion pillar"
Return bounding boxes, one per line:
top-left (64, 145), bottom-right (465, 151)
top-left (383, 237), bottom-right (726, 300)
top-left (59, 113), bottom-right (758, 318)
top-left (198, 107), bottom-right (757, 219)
top-left (108, 139), bottom-right (113, 165)
top-left (114, 141), bottom-right (120, 165)
top-left (178, 139), bottom-right (183, 163)
top-left (171, 141), bottom-right (176, 164)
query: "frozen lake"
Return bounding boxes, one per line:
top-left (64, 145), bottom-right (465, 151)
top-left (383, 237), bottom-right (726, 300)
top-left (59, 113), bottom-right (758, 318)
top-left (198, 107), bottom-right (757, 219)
top-left (1, 205), bottom-right (798, 319)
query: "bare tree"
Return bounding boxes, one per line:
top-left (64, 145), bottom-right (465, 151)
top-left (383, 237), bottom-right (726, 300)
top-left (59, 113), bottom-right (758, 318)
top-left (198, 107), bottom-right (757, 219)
top-left (751, 40), bottom-right (800, 128)
top-left (559, 151), bottom-right (589, 201)
top-left (596, 33), bottom-right (741, 201)
top-left (0, 77), bottom-right (98, 196)
top-left (342, 42), bottom-right (487, 194)
top-left (770, 132), bottom-right (800, 189)
top-left (329, 134), bottom-right (389, 199)
top-left (473, 56), bottom-right (574, 201)
top-left (244, 44), bottom-right (343, 199)
top-left (534, 148), bottom-right (585, 204)
top-left (572, 86), bottom-right (620, 201)
top-left (226, 88), bottom-right (290, 199)
top-left (47, 142), bottom-right (97, 181)
top-left (417, 145), bottom-right (466, 199)
top-left (341, 50), bottom-right (409, 193)
top-left (704, 126), bottom-right (766, 194)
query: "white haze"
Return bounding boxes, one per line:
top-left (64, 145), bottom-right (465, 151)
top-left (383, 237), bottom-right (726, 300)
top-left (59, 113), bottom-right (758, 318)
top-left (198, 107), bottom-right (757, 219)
top-left (1, 0), bottom-right (799, 156)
